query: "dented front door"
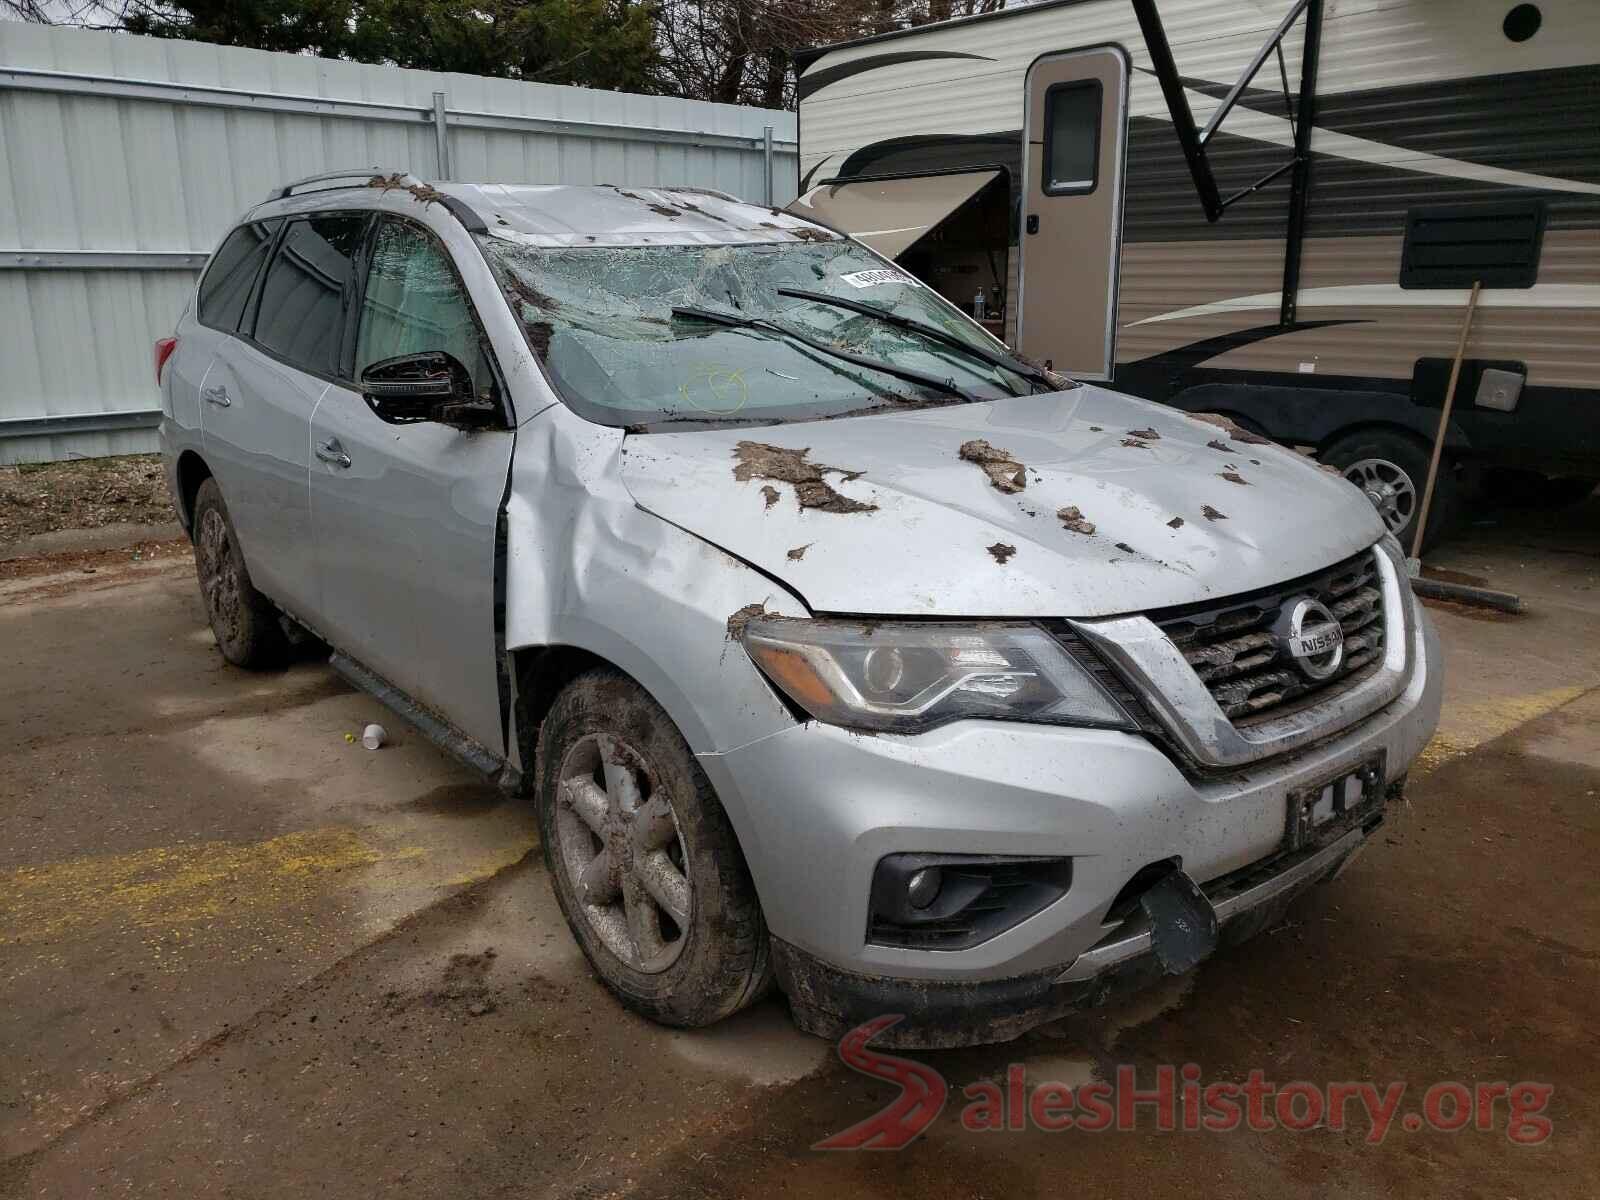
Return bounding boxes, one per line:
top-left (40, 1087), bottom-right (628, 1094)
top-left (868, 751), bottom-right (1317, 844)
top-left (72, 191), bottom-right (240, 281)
top-left (1017, 46), bottom-right (1130, 380)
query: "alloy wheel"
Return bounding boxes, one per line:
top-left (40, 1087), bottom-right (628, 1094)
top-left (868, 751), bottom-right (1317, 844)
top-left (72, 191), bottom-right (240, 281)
top-left (196, 507), bottom-right (244, 645)
top-left (554, 732), bottom-right (692, 973)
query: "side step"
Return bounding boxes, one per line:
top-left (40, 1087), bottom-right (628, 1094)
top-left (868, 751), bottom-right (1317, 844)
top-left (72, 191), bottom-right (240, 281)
top-left (329, 651), bottom-right (520, 789)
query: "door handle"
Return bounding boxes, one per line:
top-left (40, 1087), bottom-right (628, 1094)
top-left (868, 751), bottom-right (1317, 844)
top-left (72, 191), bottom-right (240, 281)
top-left (315, 439), bottom-right (352, 469)
top-left (202, 384), bottom-right (231, 407)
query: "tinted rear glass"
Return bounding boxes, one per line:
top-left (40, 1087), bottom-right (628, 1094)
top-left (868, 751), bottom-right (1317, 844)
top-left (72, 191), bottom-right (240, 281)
top-left (252, 214), bottom-right (367, 376)
top-left (197, 219), bottom-right (280, 332)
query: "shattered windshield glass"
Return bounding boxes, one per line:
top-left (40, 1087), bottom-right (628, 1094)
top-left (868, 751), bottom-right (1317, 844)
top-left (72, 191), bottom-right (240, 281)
top-left (478, 237), bottom-right (1035, 428)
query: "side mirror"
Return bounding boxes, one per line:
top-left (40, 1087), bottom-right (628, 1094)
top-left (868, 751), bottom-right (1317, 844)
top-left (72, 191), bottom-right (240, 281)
top-left (359, 351), bottom-right (494, 428)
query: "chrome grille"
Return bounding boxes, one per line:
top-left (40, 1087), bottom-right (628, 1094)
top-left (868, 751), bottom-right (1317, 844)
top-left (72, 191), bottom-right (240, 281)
top-left (1151, 551), bottom-right (1386, 723)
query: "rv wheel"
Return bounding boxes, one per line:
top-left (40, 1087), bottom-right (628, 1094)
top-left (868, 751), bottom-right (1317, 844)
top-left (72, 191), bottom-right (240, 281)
top-left (1322, 430), bottom-right (1457, 556)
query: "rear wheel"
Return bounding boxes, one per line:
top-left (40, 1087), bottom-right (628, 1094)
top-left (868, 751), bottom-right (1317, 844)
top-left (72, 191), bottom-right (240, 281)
top-left (535, 669), bottom-right (770, 1027)
top-left (1321, 429), bottom-right (1456, 555)
top-left (191, 478), bottom-right (287, 668)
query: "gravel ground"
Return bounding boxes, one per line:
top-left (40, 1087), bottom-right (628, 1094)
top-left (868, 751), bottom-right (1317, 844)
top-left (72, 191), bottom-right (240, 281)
top-left (0, 456), bottom-right (175, 546)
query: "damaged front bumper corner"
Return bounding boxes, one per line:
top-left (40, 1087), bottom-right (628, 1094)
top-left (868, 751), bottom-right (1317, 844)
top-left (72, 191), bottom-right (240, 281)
top-left (772, 822), bottom-right (1373, 1049)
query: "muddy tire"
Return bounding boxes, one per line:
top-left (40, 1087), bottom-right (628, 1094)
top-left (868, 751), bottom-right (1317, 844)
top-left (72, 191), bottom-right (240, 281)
top-left (535, 669), bottom-right (771, 1027)
top-left (1321, 429), bottom-right (1457, 556)
top-left (191, 478), bottom-right (287, 668)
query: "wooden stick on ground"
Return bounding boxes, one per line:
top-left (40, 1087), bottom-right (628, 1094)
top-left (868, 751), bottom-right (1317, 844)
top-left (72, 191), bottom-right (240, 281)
top-left (1412, 280), bottom-right (1482, 559)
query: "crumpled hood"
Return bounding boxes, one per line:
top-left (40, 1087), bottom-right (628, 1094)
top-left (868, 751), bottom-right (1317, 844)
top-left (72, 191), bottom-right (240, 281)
top-left (620, 386), bottom-right (1384, 618)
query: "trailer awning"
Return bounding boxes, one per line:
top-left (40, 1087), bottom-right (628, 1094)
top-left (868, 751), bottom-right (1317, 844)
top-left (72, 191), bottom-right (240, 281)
top-left (785, 169), bottom-right (1003, 260)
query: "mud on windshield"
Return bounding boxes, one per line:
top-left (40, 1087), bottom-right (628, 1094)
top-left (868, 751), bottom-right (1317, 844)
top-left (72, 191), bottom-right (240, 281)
top-left (478, 237), bottom-right (1042, 430)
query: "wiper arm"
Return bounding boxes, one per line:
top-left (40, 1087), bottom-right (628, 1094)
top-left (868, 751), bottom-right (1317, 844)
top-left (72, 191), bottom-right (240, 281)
top-left (775, 287), bottom-right (1055, 391)
top-left (671, 305), bottom-right (966, 399)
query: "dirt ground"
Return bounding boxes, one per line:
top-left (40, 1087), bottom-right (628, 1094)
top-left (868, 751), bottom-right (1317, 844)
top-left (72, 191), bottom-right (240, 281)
top-left (2, 496), bottom-right (1597, 1199)
top-left (0, 457), bottom-right (175, 546)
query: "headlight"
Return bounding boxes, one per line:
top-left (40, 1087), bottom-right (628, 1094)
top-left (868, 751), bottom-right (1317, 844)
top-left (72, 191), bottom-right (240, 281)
top-left (740, 617), bottom-right (1136, 734)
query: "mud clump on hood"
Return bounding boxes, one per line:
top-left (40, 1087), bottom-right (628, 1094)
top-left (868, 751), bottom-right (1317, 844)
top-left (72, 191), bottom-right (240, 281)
top-left (987, 542), bottom-right (1017, 564)
top-left (1202, 505), bottom-right (1228, 521)
top-left (1127, 427), bottom-right (1160, 441)
top-left (732, 441), bottom-right (878, 514)
top-left (1057, 506), bottom-right (1096, 535)
top-left (726, 603), bottom-right (768, 640)
top-left (760, 485), bottom-right (780, 509)
top-left (1219, 471), bottom-right (1251, 486)
top-left (786, 544), bottom-right (812, 561)
top-left (1167, 516), bottom-right (1185, 529)
top-left (959, 439), bottom-right (1027, 494)
top-left (1192, 412), bottom-right (1273, 446)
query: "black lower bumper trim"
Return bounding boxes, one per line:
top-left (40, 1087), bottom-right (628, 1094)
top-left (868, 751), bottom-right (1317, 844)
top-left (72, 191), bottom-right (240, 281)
top-left (773, 842), bottom-right (1356, 1049)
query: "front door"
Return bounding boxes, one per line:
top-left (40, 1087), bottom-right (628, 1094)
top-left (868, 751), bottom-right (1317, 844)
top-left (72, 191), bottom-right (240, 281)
top-left (309, 216), bottom-right (514, 754)
top-left (1017, 46), bottom-right (1130, 379)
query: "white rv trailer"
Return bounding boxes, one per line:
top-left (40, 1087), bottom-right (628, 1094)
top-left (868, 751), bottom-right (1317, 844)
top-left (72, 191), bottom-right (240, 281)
top-left (792, 0), bottom-right (1600, 549)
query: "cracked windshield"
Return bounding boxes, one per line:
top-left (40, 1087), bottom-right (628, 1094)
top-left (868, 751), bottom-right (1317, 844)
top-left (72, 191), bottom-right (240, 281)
top-left (479, 237), bottom-right (1045, 426)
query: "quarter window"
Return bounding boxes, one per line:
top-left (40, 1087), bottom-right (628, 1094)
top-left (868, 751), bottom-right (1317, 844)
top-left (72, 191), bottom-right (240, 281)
top-left (356, 219), bottom-right (495, 402)
top-left (196, 219), bottom-right (280, 333)
top-left (251, 214), bottom-right (366, 376)
top-left (1042, 81), bottom-right (1102, 195)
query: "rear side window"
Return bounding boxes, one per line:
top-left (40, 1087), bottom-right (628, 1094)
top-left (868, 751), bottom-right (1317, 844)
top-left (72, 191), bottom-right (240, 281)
top-left (197, 219), bottom-right (280, 332)
top-left (251, 214), bottom-right (367, 376)
top-left (1043, 80), bottom-right (1102, 194)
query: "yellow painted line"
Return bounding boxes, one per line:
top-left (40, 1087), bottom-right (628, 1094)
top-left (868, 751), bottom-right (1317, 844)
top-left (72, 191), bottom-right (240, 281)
top-left (0, 826), bottom-right (492, 951)
top-left (1417, 684), bottom-right (1591, 772)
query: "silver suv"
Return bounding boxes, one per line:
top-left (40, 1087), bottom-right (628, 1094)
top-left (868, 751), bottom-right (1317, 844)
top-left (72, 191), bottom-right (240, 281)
top-left (158, 170), bottom-right (1441, 1047)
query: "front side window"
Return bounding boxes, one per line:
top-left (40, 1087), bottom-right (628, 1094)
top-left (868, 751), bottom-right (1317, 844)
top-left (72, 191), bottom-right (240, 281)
top-left (480, 237), bottom-right (1039, 428)
top-left (251, 214), bottom-right (366, 376)
top-left (1043, 81), bottom-right (1102, 194)
top-left (197, 219), bottom-right (280, 332)
top-left (356, 219), bottom-right (496, 402)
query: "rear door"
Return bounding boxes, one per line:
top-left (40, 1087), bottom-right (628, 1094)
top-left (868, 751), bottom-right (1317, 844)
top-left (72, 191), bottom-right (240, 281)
top-left (207, 212), bottom-right (367, 619)
top-left (308, 216), bottom-right (514, 754)
top-left (174, 219), bottom-right (280, 436)
top-left (1017, 46), bottom-right (1130, 379)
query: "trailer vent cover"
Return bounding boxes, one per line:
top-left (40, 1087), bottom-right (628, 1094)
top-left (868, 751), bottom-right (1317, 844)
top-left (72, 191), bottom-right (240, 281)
top-left (1399, 201), bottom-right (1545, 289)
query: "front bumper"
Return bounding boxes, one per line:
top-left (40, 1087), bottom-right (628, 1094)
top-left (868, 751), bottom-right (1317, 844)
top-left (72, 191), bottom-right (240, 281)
top-left (695, 594), bottom-right (1440, 1044)
top-left (772, 816), bottom-right (1380, 1047)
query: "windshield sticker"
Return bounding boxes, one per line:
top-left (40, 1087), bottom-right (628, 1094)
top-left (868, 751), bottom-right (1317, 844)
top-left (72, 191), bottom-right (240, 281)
top-left (839, 268), bottom-right (909, 289)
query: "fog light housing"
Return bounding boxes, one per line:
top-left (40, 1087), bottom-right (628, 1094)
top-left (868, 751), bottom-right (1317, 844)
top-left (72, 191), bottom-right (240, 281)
top-left (906, 866), bottom-right (942, 909)
top-left (868, 853), bottom-right (1072, 950)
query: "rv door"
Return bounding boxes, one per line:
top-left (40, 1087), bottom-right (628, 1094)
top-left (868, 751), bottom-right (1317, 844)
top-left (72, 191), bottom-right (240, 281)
top-left (1018, 46), bottom-right (1130, 379)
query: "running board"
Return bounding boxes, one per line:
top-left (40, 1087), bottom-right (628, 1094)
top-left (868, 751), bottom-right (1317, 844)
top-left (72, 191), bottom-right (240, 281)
top-left (329, 651), bottom-right (520, 789)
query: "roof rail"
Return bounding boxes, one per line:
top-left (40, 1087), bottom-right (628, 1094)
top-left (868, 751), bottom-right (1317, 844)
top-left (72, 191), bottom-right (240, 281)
top-left (268, 168), bottom-right (421, 202)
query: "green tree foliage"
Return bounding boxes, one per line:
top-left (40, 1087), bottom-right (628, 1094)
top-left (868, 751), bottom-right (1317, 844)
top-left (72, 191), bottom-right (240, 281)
top-left (347, 0), bottom-right (658, 89)
top-left (11, 0), bottom-right (1013, 107)
top-left (102, 0), bottom-right (659, 92)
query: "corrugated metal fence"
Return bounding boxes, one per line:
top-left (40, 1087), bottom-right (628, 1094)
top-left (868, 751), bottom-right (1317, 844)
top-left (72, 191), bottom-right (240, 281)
top-left (0, 23), bottom-right (799, 464)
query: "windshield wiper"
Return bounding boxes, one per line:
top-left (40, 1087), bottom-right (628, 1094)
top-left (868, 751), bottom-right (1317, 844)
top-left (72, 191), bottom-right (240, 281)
top-left (670, 305), bottom-right (967, 400)
top-left (775, 287), bottom-right (1056, 392)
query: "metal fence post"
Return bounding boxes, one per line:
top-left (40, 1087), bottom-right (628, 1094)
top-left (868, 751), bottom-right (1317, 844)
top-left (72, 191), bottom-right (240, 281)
top-left (762, 125), bottom-right (775, 206)
top-left (432, 91), bottom-right (451, 180)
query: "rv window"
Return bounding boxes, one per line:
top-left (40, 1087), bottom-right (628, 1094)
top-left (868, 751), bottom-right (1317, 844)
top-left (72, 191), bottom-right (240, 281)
top-left (1399, 201), bottom-right (1545, 289)
top-left (1043, 81), bottom-right (1101, 195)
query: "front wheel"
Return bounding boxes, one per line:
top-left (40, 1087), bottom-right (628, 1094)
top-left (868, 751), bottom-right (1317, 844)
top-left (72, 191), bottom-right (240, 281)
top-left (1321, 430), bottom-right (1457, 556)
top-left (535, 669), bottom-right (770, 1027)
